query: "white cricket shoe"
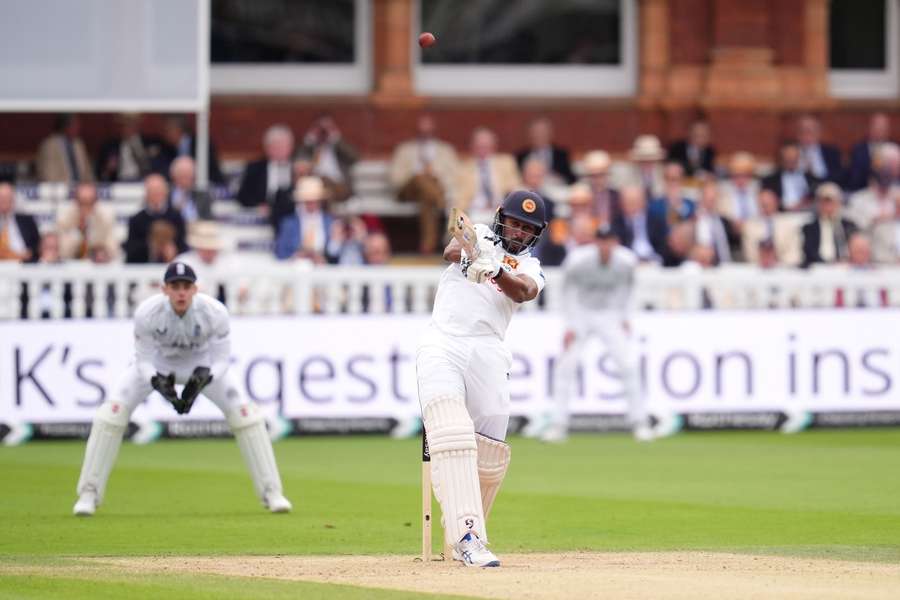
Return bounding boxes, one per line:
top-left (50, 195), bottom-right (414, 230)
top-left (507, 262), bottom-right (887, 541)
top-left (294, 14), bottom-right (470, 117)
top-left (539, 422), bottom-right (569, 444)
top-left (653, 412), bottom-right (683, 439)
top-left (521, 413), bottom-right (552, 439)
top-left (265, 491), bottom-right (292, 513)
top-left (73, 490), bottom-right (98, 516)
top-left (633, 424), bottom-right (655, 442)
top-left (452, 532), bottom-right (500, 567)
top-left (781, 410), bottom-right (811, 434)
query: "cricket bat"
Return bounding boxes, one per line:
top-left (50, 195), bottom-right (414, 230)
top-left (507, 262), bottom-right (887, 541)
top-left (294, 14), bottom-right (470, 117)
top-left (447, 207), bottom-right (480, 260)
top-left (421, 430), bottom-right (433, 561)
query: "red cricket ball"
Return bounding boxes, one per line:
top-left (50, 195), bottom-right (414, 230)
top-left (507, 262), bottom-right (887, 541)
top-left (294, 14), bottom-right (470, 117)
top-left (418, 32), bottom-right (436, 48)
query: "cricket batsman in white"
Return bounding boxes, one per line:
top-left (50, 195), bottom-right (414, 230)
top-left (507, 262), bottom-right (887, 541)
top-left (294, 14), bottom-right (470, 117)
top-left (73, 261), bottom-right (292, 516)
top-left (418, 190), bottom-right (547, 567)
top-left (534, 225), bottom-right (681, 443)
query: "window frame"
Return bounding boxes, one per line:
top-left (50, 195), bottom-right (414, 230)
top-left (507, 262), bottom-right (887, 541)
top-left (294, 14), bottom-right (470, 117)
top-left (412, 0), bottom-right (638, 98)
top-left (829, 0), bottom-right (899, 99)
top-left (209, 0), bottom-right (371, 95)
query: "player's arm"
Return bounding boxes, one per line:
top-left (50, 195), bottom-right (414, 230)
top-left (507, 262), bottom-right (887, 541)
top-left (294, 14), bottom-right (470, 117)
top-left (133, 318), bottom-right (159, 382)
top-left (492, 267), bottom-right (538, 303)
top-left (443, 237), bottom-right (462, 263)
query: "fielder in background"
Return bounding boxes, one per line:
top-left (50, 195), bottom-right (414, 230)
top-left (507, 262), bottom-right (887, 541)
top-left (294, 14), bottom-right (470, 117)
top-left (73, 262), bottom-right (292, 516)
top-left (417, 190), bottom-right (548, 567)
top-left (531, 225), bottom-right (682, 443)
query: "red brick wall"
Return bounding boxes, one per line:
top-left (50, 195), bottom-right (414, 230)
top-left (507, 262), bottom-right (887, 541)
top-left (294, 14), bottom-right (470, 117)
top-left (669, 0), bottom-right (713, 65)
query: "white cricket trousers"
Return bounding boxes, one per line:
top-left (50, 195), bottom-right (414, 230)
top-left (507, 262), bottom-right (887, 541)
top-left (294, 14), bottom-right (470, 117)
top-left (416, 325), bottom-right (512, 441)
top-left (553, 316), bottom-right (646, 428)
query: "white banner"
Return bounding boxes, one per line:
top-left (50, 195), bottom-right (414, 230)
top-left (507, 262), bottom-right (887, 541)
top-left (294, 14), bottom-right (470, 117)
top-left (2, 311), bottom-right (900, 429)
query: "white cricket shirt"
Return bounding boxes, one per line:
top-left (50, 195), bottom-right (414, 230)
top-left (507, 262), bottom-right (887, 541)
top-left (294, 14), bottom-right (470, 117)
top-left (560, 244), bottom-right (637, 326)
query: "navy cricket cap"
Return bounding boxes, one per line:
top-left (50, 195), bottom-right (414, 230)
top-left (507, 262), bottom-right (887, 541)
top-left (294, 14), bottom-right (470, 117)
top-left (595, 224), bottom-right (617, 239)
top-left (164, 261), bottom-right (197, 283)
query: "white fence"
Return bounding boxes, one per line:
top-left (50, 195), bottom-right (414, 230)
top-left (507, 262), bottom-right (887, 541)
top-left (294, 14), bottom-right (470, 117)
top-left (3, 261), bottom-right (900, 320)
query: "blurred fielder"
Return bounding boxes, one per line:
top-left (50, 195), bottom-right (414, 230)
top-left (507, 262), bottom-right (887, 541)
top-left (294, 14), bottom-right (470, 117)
top-left (73, 262), bottom-right (292, 516)
top-left (530, 225), bottom-right (681, 443)
top-left (417, 190), bottom-right (547, 567)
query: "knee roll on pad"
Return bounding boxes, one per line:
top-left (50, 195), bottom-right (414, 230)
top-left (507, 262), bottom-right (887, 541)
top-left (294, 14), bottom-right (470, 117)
top-left (476, 433), bottom-right (511, 521)
top-left (225, 403), bottom-right (265, 431)
top-left (422, 395), bottom-right (477, 454)
top-left (96, 401), bottom-right (131, 428)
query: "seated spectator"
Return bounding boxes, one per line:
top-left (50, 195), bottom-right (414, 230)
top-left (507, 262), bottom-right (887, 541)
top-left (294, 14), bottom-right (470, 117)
top-left (271, 157), bottom-right (315, 237)
top-left (649, 162), bottom-right (696, 225)
top-left (37, 230), bottom-right (62, 264)
top-left (847, 143), bottom-right (900, 232)
top-left (836, 233), bottom-right (885, 307)
top-left (695, 180), bottom-right (740, 264)
top-left (756, 239), bottom-right (779, 269)
top-left (0, 182), bottom-right (39, 262)
top-left (176, 221), bottom-right (229, 296)
top-left (580, 150), bottom-right (620, 225)
top-left (302, 114), bottom-right (358, 203)
top-left (238, 124), bottom-right (295, 210)
top-left (455, 127), bottom-right (521, 221)
top-left (363, 231), bottom-right (392, 265)
top-left (801, 182), bottom-right (857, 267)
top-left (796, 114), bottom-right (842, 183)
top-left (611, 185), bottom-right (668, 263)
top-left (741, 189), bottom-right (803, 267)
top-left (568, 212), bottom-right (601, 249)
top-left (275, 176), bottom-right (338, 264)
top-left (847, 112), bottom-right (894, 191)
top-left (389, 113), bottom-right (458, 253)
top-left (662, 221), bottom-right (696, 267)
top-left (717, 152), bottom-right (760, 224)
top-left (521, 158), bottom-right (558, 216)
top-left (169, 156), bottom-right (212, 223)
top-left (36, 114), bottom-right (94, 184)
top-left (152, 115), bottom-right (223, 184)
top-left (514, 117), bottom-right (575, 185)
top-left (56, 183), bottom-right (119, 262)
top-left (613, 135), bottom-right (665, 199)
top-left (361, 231), bottom-right (396, 312)
top-left (329, 216), bottom-right (370, 265)
top-left (847, 233), bottom-right (874, 269)
top-left (869, 186), bottom-right (900, 263)
top-left (667, 119), bottom-right (716, 177)
top-left (124, 175), bottom-right (187, 263)
top-left (762, 140), bottom-right (822, 212)
top-left (95, 113), bottom-right (159, 182)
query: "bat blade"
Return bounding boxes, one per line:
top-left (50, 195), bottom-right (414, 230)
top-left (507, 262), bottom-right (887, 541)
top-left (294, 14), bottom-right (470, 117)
top-left (448, 207), bottom-right (480, 260)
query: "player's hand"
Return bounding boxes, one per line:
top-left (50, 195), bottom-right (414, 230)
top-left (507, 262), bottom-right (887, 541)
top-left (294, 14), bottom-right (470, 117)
top-left (476, 231), bottom-right (497, 258)
top-left (151, 372), bottom-right (179, 410)
top-left (466, 254), bottom-right (500, 284)
top-left (179, 367), bottom-right (213, 415)
top-left (562, 330), bottom-right (576, 350)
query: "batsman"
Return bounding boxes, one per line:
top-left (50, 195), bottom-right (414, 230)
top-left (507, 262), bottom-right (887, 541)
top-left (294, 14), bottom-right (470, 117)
top-left (73, 262), bottom-right (292, 516)
top-left (417, 190), bottom-right (547, 567)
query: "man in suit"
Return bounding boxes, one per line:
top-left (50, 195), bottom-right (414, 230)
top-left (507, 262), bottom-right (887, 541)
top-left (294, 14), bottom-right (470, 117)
top-left (796, 115), bottom-right (842, 184)
top-left (802, 183), bottom-right (857, 267)
top-left (302, 114), bottom-right (359, 204)
top-left (667, 120), bottom-right (716, 177)
top-left (847, 142), bottom-right (900, 232)
top-left (762, 140), bottom-right (822, 211)
top-left (275, 176), bottom-right (338, 264)
top-left (847, 112), bottom-right (894, 192)
top-left (390, 113), bottom-right (459, 253)
top-left (649, 162), bottom-right (696, 225)
top-left (0, 182), bottom-right (40, 262)
top-left (612, 135), bottom-right (666, 200)
top-left (238, 124), bottom-right (295, 210)
top-left (694, 180), bottom-right (740, 265)
top-left (717, 152), bottom-right (761, 225)
top-left (611, 185), bottom-right (668, 263)
top-left (580, 150), bottom-right (621, 226)
top-left (455, 127), bottom-right (521, 221)
top-left (169, 156), bottom-right (213, 223)
top-left (124, 175), bottom-right (188, 263)
top-left (514, 117), bottom-right (575, 185)
top-left (36, 114), bottom-right (94, 184)
top-left (95, 113), bottom-right (162, 183)
top-left (740, 189), bottom-right (803, 266)
top-left (152, 115), bottom-right (224, 184)
top-left (56, 183), bottom-right (120, 262)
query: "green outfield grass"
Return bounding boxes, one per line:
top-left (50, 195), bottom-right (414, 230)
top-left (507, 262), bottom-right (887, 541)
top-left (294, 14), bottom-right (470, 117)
top-left (1, 429), bottom-right (899, 598)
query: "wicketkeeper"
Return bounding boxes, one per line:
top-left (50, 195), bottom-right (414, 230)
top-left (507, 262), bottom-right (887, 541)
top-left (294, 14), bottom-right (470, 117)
top-left (73, 262), bottom-right (292, 516)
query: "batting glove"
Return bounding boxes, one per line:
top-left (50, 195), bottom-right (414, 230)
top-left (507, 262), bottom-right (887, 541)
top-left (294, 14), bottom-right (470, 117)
top-left (466, 254), bottom-right (501, 284)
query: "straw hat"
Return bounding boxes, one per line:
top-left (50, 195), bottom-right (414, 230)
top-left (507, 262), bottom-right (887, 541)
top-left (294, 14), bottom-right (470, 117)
top-left (187, 220), bottom-right (223, 251)
top-left (582, 150), bottom-right (611, 175)
top-left (294, 176), bottom-right (326, 203)
top-left (628, 135), bottom-right (665, 162)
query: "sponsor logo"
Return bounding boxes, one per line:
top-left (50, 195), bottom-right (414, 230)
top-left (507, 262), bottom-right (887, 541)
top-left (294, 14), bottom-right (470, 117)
top-left (522, 198), bottom-right (536, 213)
top-left (502, 256), bottom-right (519, 270)
top-left (465, 518), bottom-right (474, 530)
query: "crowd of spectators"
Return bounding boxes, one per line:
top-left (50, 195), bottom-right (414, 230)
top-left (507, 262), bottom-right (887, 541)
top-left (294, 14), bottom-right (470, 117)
top-left (1, 111), bottom-right (898, 277)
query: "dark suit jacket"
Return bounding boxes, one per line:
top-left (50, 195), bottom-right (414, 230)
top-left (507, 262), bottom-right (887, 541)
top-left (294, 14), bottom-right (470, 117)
top-left (515, 146), bottom-right (576, 184)
top-left (801, 218), bottom-right (857, 267)
top-left (95, 135), bottom-right (163, 182)
top-left (270, 186), bottom-right (296, 236)
top-left (123, 208), bottom-right (188, 263)
top-left (14, 213), bottom-right (40, 263)
top-left (151, 135), bottom-right (224, 184)
top-left (168, 188), bottom-right (213, 221)
top-left (844, 141), bottom-right (898, 192)
top-left (807, 143), bottom-right (843, 183)
top-left (666, 140), bottom-right (716, 176)
top-left (761, 171), bottom-right (822, 210)
top-left (611, 209), bottom-right (669, 258)
top-left (237, 159), bottom-right (273, 208)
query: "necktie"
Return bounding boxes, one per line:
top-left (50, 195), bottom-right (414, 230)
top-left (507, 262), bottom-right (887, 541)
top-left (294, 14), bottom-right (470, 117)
top-left (63, 138), bottom-right (80, 182)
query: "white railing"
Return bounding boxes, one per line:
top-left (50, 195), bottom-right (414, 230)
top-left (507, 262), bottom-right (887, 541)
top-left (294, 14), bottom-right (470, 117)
top-left (3, 261), bottom-right (900, 320)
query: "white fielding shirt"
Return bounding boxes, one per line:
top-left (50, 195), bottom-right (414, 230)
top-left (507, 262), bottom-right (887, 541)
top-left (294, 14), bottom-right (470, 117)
top-left (432, 224), bottom-right (545, 339)
top-left (560, 244), bottom-right (637, 326)
top-left (132, 293), bottom-right (231, 381)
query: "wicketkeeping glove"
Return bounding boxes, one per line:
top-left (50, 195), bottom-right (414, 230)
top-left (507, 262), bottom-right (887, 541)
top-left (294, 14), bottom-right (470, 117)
top-left (178, 366), bottom-right (213, 415)
top-left (150, 372), bottom-right (179, 409)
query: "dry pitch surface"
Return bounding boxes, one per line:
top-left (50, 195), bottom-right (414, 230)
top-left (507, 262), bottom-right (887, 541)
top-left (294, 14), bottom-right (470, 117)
top-left (84, 552), bottom-right (899, 600)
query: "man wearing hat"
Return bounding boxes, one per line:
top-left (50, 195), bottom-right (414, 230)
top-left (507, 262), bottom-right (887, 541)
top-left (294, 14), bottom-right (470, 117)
top-left (275, 176), bottom-right (337, 263)
top-left (529, 224), bottom-right (680, 444)
top-left (72, 261), bottom-right (292, 516)
top-left (612, 135), bottom-right (666, 199)
top-left (801, 182), bottom-right (857, 267)
top-left (580, 150), bottom-right (621, 226)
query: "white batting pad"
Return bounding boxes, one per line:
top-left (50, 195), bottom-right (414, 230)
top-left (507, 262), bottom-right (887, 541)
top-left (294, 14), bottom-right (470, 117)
top-left (476, 433), bottom-right (511, 523)
top-left (226, 404), bottom-right (284, 504)
top-left (76, 401), bottom-right (130, 504)
top-left (422, 394), bottom-right (485, 545)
